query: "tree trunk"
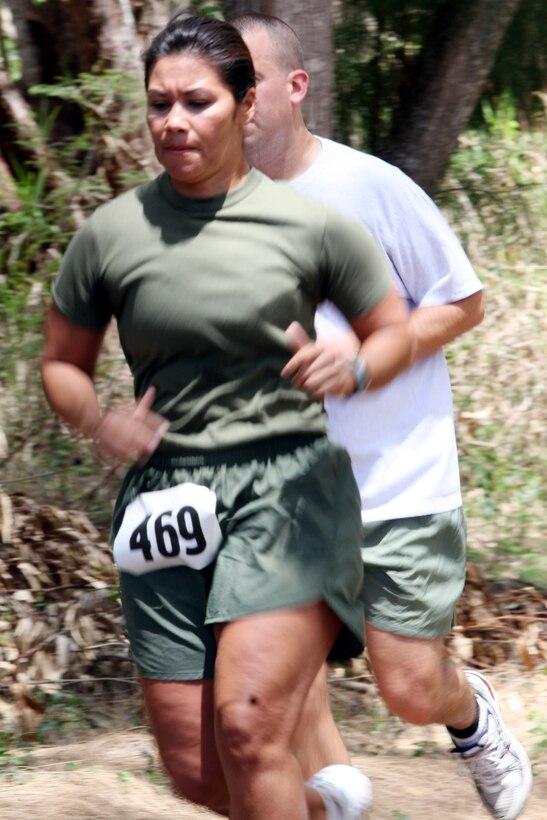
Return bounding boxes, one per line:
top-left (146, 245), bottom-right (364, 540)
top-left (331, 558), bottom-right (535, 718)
top-left (0, 0), bottom-right (166, 198)
top-left (378, 0), bottom-right (525, 191)
top-left (4, 0), bottom-right (144, 84)
top-left (63, 0), bottom-right (143, 74)
top-left (224, 0), bottom-right (334, 137)
top-left (0, 66), bottom-right (85, 226)
top-left (0, 152), bottom-right (20, 212)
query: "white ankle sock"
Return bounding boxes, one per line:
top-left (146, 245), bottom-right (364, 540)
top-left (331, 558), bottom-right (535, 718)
top-left (306, 764), bottom-right (372, 820)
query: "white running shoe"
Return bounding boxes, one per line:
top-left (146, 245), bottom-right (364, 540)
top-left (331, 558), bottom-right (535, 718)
top-left (451, 670), bottom-right (532, 820)
top-left (306, 764), bottom-right (372, 820)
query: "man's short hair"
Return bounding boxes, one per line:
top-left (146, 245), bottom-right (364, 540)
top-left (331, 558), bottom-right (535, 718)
top-left (229, 12), bottom-right (304, 72)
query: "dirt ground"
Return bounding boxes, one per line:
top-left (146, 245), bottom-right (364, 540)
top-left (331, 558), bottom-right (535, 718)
top-left (0, 670), bottom-right (545, 820)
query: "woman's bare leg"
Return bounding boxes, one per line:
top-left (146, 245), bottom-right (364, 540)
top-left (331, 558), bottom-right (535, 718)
top-left (141, 677), bottom-right (229, 815)
top-left (213, 601), bottom-right (342, 820)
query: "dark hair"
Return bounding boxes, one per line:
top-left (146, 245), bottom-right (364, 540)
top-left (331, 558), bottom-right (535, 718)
top-left (143, 14), bottom-right (255, 102)
top-left (229, 12), bottom-right (304, 72)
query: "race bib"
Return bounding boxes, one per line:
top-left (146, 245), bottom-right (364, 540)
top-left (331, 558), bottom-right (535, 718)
top-left (113, 482), bottom-right (222, 575)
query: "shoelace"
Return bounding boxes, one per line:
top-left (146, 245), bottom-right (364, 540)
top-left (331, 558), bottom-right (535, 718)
top-left (467, 725), bottom-right (517, 789)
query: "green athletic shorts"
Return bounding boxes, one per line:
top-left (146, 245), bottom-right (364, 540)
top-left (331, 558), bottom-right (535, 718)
top-left (361, 508), bottom-right (467, 639)
top-left (112, 434), bottom-right (365, 680)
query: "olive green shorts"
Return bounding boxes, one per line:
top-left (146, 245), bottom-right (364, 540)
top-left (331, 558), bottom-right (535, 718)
top-left (361, 508), bottom-right (467, 639)
top-left (113, 434), bottom-right (365, 680)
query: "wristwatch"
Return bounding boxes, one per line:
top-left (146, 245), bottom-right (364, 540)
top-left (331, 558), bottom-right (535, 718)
top-left (350, 355), bottom-right (370, 393)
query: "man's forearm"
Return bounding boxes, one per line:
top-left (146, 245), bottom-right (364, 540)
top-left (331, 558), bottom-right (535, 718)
top-left (409, 290), bottom-right (484, 361)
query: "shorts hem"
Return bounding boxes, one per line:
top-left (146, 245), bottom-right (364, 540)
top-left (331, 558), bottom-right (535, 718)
top-left (138, 670), bottom-right (215, 681)
top-left (206, 591), bottom-right (364, 660)
top-left (205, 592), bottom-right (323, 626)
top-left (365, 613), bottom-right (454, 640)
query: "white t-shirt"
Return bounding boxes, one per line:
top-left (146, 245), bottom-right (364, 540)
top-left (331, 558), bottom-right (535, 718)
top-left (291, 137), bottom-right (482, 522)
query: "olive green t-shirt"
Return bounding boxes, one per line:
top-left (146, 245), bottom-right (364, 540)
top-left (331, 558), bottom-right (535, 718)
top-left (53, 168), bottom-right (390, 450)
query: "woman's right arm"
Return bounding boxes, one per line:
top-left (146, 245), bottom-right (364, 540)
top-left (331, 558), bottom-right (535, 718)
top-left (41, 303), bottom-right (106, 436)
top-left (41, 303), bottom-right (168, 464)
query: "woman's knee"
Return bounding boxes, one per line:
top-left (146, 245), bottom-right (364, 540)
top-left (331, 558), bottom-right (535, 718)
top-left (162, 754), bottom-right (229, 814)
top-left (142, 678), bottom-right (228, 812)
top-left (216, 694), bottom-right (286, 771)
top-left (214, 605), bottom-right (339, 771)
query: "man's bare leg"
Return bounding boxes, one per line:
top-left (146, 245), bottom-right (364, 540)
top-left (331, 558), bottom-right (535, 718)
top-left (292, 624), bottom-right (476, 781)
top-left (293, 664), bottom-right (350, 778)
top-left (365, 625), bottom-right (476, 728)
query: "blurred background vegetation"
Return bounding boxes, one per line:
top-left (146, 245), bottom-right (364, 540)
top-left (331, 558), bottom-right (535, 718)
top-left (0, 0), bottom-right (546, 587)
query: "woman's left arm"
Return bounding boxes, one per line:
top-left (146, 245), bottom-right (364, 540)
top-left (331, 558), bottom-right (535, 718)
top-left (281, 285), bottom-right (413, 397)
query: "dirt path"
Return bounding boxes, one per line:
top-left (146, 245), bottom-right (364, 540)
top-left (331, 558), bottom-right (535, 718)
top-left (0, 672), bottom-right (545, 819)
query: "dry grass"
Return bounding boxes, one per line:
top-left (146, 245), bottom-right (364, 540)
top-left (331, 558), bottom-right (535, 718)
top-left (1, 670), bottom-right (546, 820)
top-left (0, 770), bottom-right (195, 820)
top-left (441, 132), bottom-right (547, 585)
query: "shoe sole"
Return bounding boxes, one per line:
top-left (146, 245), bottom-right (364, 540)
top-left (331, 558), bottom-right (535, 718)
top-left (464, 670), bottom-right (533, 820)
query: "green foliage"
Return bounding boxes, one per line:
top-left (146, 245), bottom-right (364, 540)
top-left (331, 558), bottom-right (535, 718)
top-left (334, 0), bottom-right (546, 150)
top-left (0, 70), bottom-right (149, 528)
top-left (0, 732), bottom-right (27, 774)
top-left (438, 125), bottom-right (546, 584)
top-left (440, 120), bottom-right (546, 263)
top-left (334, 0), bottom-right (454, 150)
top-left (0, 168), bottom-right (62, 282)
top-left (1, 67), bottom-right (149, 295)
top-left (29, 68), bottom-right (147, 189)
top-left (191, 2), bottom-right (224, 16)
top-left (480, 93), bottom-right (520, 141)
top-left (334, 2), bottom-right (383, 150)
top-left (34, 692), bottom-right (88, 742)
top-left (0, 69), bottom-right (151, 511)
top-left (0, 32), bottom-right (21, 81)
top-left (528, 706), bottom-right (547, 758)
top-left (484, 0), bottom-right (547, 126)
top-left (411, 739), bottom-right (441, 758)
